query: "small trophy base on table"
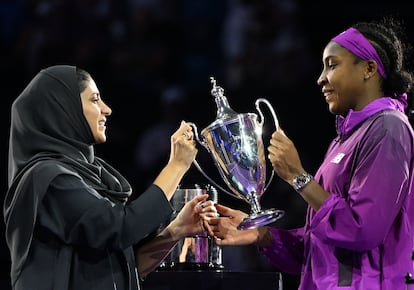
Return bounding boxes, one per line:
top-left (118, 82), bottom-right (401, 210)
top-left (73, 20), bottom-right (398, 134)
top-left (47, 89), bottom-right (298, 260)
top-left (237, 208), bottom-right (285, 230)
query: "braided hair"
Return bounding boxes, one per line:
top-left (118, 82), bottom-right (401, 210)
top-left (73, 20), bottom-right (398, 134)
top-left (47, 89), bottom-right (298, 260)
top-left (353, 16), bottom-right (414, 119)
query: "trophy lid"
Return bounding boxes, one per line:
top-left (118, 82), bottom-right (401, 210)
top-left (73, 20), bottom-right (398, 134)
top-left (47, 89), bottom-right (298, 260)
top-left (210, 77), bottom-right (238, 121)
top-left (201, 77), bottom-right (257, 135)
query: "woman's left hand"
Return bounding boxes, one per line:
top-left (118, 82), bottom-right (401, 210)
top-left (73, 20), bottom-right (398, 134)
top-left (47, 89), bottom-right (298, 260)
top-left (168, 194), bottom-right (217, 240)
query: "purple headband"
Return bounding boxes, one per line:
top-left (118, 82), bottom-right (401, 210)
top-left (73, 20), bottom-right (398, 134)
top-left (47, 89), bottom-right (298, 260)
top-left (332, 27), bottom-right (387, 79)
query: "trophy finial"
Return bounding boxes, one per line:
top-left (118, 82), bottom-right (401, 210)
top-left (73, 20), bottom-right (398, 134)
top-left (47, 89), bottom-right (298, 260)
top-left (210, 76), bottom-right (216, 87)
top-left (210, 76), bottom-right (224, 98)
top-left (209, 76), bottom-right (237, 119)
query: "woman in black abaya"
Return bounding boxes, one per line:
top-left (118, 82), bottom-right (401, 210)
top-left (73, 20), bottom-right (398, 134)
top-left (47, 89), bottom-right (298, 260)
top-left (4, 65), bottom-right (214, 290)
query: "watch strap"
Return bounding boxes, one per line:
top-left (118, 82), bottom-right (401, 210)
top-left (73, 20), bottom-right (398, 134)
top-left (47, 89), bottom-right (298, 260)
top-left (291, 172), bottom-right (313, 191)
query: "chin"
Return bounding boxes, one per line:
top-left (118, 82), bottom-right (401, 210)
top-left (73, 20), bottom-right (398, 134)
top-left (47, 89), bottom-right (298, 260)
top-left (328, 104), bottom-right (340, 115)
top-left (95, 136), bottom-right (107, 144)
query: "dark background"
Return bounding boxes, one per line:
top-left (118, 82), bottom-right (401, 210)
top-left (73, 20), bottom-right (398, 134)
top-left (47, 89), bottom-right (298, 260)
top-left (1, 1), bottom-right (413, 289)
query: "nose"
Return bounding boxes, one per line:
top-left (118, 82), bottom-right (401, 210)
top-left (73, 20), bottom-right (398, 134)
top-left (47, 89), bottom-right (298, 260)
top-left (101, 101), bottom-right (112, 116)
top-left (317, 71), bottom-right (326, 86)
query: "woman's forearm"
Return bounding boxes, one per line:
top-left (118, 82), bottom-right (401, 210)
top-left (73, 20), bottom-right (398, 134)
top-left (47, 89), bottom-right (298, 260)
top-left (136, 225), bottom-right (179, 278)
top-left (152, 161), bottom-right (188, 201)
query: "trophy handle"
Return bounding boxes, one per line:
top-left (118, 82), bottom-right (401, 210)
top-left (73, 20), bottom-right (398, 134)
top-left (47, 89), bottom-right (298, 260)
top-left (254, 98), bottom-right (280, 192)
top-left (187, 122), bottom-right (241, 200)
top-left (255, 98), bottom-right (279, 130)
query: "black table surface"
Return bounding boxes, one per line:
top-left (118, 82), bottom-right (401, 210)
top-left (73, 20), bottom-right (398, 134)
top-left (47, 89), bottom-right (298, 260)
top-left (142, 269), bottom-right (282, 290)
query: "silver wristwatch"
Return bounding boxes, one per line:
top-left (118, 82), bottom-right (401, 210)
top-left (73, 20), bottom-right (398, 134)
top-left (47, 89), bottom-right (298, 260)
top-left (291, 172), bottom-right (313, 191)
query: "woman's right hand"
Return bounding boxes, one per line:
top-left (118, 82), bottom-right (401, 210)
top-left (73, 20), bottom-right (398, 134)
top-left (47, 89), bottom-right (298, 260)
top-left (168, 120), bottom-right (198, 171)
top-left (152, 121), bottom-right (198, 200)
top-left (267, 128), bottom-right (304, 184)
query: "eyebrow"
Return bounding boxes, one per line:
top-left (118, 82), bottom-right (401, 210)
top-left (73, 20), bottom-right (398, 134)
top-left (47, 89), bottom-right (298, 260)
top-left (324, 54), bottom-right (341, 62)
top-left (323, 55), bottom-right (334, 63)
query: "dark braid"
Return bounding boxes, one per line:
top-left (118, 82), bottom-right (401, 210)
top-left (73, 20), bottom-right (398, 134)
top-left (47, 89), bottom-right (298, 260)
top-left (353, 16), bottom-right (414, 100)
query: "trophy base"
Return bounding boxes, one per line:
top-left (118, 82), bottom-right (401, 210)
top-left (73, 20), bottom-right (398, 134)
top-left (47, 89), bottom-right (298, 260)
top-left (237, 208), bottom-right (285, 230)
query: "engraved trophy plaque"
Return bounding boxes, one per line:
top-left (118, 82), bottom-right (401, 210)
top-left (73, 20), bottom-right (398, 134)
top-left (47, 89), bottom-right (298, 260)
top-left (189, 77), bottom-right (285, 230)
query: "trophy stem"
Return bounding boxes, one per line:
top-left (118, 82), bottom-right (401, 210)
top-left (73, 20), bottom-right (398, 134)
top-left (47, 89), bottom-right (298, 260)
top-left (248, 194), bottom-right (262, 215)
top-left (237, 193), bottom-right (285, 230)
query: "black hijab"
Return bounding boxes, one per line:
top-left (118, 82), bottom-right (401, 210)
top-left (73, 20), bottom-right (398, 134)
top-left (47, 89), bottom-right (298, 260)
top-left (4, 65), bottom-right (132, 284)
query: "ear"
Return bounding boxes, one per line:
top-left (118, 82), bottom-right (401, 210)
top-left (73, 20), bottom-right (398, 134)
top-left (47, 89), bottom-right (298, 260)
top-left (364, 60), bottom-right (378, 79)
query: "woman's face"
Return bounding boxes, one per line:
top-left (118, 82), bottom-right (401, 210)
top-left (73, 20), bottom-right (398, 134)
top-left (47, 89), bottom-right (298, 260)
top-left (80, 78), bottom-right (112, 143)
top-left (317, 41), bottom-right (368, 116)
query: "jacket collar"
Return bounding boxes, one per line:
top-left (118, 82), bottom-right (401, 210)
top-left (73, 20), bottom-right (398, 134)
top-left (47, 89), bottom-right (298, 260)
top-left (336, 96), bottom-right (407, 136)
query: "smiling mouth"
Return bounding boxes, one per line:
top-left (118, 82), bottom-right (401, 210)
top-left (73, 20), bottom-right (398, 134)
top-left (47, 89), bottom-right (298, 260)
top-left (323, 90), bottom-right (334, 101)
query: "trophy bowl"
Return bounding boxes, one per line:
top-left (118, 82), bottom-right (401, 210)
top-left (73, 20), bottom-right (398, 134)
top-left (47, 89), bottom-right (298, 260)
top-left (189, 77), bottom-right (285, 230)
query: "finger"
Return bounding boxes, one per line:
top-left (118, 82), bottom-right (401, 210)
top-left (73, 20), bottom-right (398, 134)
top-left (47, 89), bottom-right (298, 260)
top-left (193, 194), bottom-right (209, 204)
top-left (212, 232), bottom-right (225, 241)
top-left (180, 121), bottom-right (192, 132)
top-left (200, 220), bottom-right (207, 232)
top-left (193, 194), bottom-right (208, 208)
top-left (183, 130), bottom-right (191, 140)
top-left (203, 220), bottom-right (215, 236)
top-left (213, 236), bottom-right (229, 246)
top-left (180, 120), bottom-right (190, 129)
top-left (207, 216), bottom-right (219, 225)
top-left (198, 199), bottom-right (216, 209)
top-left (201, 203), bottom-right (217, 213)
top-left (213, 237), bottom-right (223, 245)
top-left (202, 200), bottom-right (214, 207)
top-left (267, 145), bottom-right (277, 155)
top-left (215, 204), bottom-right (234, 216)
top-left (201, 212), bottom-right (218, 219)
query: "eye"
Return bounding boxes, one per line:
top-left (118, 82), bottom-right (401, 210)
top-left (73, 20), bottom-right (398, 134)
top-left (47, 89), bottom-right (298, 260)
top-left (328, 62), bottom-right (337, 69)
top-left (91, 93), bottom-right (100, 103)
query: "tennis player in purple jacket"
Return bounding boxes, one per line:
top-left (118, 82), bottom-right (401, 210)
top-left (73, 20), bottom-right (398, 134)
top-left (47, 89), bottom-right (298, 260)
top-left (205, 16), bottom-right (414, 290)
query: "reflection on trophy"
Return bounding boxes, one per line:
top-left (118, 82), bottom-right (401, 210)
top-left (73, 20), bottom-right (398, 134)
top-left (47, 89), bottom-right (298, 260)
top-left (189, 77), bottom-right (285, 230)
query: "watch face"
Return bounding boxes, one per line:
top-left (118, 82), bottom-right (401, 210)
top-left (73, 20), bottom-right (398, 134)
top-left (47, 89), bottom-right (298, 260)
top-left (293, 173), bottom-right (312, 191)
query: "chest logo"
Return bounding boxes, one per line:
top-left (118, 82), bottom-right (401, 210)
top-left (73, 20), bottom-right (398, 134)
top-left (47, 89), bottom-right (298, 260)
top-left (331, 153), bottom-right (345, 164)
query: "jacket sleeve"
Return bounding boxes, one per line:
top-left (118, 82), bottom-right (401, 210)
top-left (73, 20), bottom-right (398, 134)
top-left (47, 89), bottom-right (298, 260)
top-left (259, 226), bottom-right (305, 275)
top-left (37, 173), bottom-right (174, 250)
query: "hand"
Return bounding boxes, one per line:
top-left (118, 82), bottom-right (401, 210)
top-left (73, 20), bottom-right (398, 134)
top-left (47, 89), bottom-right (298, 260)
top-left (168, 194), bottom-right (217, 240)
top-left (152, 121), bottom-right (198, 200)
top-left (267, 128), bottom-right (304, 183)
top-left (204, 204), bottom-right (260, 246)
top-left (135, 194), bottom-right (217, 277)
top-left (168, 121), bottom-right (198, 171)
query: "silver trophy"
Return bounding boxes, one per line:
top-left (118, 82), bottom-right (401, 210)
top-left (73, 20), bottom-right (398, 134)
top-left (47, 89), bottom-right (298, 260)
top-left (189, 77), bottom-right (285, 230)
